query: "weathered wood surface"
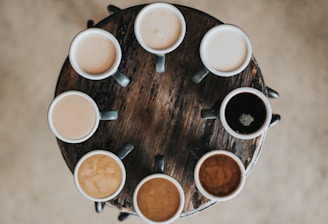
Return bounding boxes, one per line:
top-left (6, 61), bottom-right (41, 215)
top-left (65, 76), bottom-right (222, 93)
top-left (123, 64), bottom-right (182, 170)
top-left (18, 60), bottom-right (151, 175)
top-left (54, 4), bottom-right (267, 216)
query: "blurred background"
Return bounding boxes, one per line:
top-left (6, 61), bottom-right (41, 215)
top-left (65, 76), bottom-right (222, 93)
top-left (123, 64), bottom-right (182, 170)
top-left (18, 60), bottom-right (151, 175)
top-left (1, 0), bottom-right (327, 223)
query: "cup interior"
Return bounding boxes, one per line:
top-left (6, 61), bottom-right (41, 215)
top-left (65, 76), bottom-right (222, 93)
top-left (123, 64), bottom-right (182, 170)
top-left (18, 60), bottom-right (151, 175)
top-left (133, 174), bottom-right (185, 223)
top-left (200, 24), bottom-right (252, 77)
top-left (69, 28), bottom-right (122, 80)
top-left (219, 87), bottom-right (272, 140)
top-left (74, 150), bottom-right (126, 202)
top-left (48, 91), bottom-right (100, 143)
top-left (134, 2), bottom-right (186, 55)
top-left (194, 150), bottom-right (245, 202)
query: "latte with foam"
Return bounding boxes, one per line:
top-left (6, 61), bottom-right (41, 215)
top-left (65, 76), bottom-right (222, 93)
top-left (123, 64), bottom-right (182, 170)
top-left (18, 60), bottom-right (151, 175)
top-left (77, 154), bottom-right (123, 199)
top-left (138, 7), bottom-right (181, 50)
top-left (50, 92), bottom-right (97, 141)
top-left (75, 33), bottom-right (116, 75)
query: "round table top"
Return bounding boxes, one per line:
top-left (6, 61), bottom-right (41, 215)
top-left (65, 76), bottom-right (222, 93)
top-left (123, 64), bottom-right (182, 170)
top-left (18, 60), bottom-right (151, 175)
top-left (54, 4), bottom-right (267, 217)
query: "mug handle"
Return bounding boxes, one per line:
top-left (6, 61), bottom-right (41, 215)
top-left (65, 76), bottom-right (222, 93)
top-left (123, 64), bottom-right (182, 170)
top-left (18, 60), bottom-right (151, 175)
top-left (201, 109), bottom-right (218, 120)
top-left (154, 154), bottom-right (165, 173)
top-left (266, 86), bottom-right (279, 99)
top-left (118, 212), bottom-right (130, 221)
top-left (112, 71), bottom-right (130, 87)
top-left (156, 54), bottom-right (165, 73)
top-left (86, 20), bottom-right (94, 28)
top-left (116, 143), bottom-right (135, 160)
top-left (107, 5), bottom-right (122, 15)
top-left (269, 114), bottom-right (281, 128)
top-left (192, 67), bottom-right (209, 84)
top-left (100, 111), bottom-right (118, 121)
top-left (95, 202), bottom-right (105, 213)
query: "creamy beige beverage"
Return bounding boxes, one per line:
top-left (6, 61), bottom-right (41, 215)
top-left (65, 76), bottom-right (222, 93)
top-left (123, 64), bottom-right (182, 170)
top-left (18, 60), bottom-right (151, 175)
top-left (51, 94), bottom-right (97, 141)
top-left (136, 177), bottom-right (181, 221)
top-left (77, 154), bottom-right (123, 199)
top-left (75, 33), bottom-right (116, 75)
top-left (204, 28), bottom-right (247, 72)
top-left (138, 7), bottom-right (181, 50)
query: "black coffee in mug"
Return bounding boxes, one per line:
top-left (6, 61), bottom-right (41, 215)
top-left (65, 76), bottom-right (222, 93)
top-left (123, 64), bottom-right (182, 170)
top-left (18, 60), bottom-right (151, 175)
top-left (225, 92), bottom-right (266, 134)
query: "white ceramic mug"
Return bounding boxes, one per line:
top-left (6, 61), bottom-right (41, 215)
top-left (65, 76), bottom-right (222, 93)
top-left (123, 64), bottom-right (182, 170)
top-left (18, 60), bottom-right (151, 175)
top-left (201, 87), bottom-right (272, 140)
top-left (48, 91), bottom-right (118, 143)
top-left (74, 150), bottom-right (127, 202)
top-left (192, 24), bottom-right (252, 83)
top-left (69, 28), bottom-right (130, 87)
top-left (194, 150), bottom-right (246, 202)
top-left (133, 173), bottom-right (185, 224)
top-left (134, 2), bottom-right (186, 73)
top-left (220, 87), bottom-right (272, 139)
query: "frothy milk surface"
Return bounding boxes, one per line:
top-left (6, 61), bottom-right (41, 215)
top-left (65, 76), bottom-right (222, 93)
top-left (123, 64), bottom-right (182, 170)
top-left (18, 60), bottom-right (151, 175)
top-left (78, 154), bottom-right (122, 199)
top-left (137, 178), bottom-right (180, 221)
top-left (52, 94), bottom-right (97, 140)
top-left (75, 34), bottom-right (116, 75)
top-left (139, 7), bottom-right (181, 50)
top-left (204, 28), bottom-right (247, 72)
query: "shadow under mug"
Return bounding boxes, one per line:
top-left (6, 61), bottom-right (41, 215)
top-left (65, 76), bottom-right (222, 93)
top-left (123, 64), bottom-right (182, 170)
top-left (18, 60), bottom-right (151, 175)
top-left (48, 91), bottom-right (118, 143)
top-left (194, 150), bottom-right (246, 202)
top-left (201, 87), bottom-right (272, 140)
top-left (133, 155), bottom-right (185, 224)
top-left (69, 28), bottom-right (130, 87)
top-left (192, 24), bottom-right (252, 84)
top-left (74, 144), bottom-right (134, 205)
top-left (134, 2), bottom-right (186, 73)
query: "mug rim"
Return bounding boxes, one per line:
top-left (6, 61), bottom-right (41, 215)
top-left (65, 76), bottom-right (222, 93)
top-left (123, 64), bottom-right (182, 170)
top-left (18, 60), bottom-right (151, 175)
top-left (134, 2), bottom-right (186, 55)
top-left (219, 87), bottom-right (272, 140)
top-left (47, 90), bottom-right (100, 143)
top-left (69, 28), bottom-right (122, 80)
top-left (200, 24), bottom-right (252, 77)
top-left (73, 150), bottom-right (126, 202)
top-left (194, 150), bottom-right (246, 202)
top-left (133, 173), bottom-right (185, 224)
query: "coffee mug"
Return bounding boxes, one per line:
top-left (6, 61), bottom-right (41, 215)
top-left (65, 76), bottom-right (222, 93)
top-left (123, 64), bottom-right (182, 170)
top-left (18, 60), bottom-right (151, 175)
top-left (133, 155), bottom-right (185, 224)
top-left (194, 150), bottom-right (246, 202)
top-left (69, 28), bottom-right (130, 87)
top-left (134, 2), bottom-right (186, 73)
top-left (192, 24), bottom-right (252, 84)
top-left (201, 87), bottom-right (272, 140)
top-left (48, 91), bottom-right (118, 143)
top-left (74, 144), bottom-right (134, 204)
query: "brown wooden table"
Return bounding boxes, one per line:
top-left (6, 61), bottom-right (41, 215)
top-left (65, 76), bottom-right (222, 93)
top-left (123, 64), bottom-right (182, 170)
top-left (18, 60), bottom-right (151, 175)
top-left (54, 4), bottom-right (269, 218)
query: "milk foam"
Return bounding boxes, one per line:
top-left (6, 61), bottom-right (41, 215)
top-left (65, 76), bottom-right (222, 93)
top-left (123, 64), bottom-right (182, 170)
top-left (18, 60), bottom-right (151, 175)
top-left (75, 33), bottom-right (116, 74)
top-left (139, 7), bottom-right (181, 50)
top-left (204, 28), bottom-right (247, 72)
top-left (78, 154), bottom-right (122, 199)
top-left (52, 94), bottom-right (97, 140)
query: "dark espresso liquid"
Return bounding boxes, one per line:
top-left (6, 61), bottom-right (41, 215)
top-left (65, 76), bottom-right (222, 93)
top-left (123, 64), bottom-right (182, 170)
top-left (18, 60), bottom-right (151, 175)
top-left (225, 92), bottom-right (266, 134)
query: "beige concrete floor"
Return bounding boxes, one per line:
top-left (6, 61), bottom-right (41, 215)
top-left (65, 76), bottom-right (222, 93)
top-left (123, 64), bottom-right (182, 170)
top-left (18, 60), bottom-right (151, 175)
top-left (1, 0), bottom-right (327, 223)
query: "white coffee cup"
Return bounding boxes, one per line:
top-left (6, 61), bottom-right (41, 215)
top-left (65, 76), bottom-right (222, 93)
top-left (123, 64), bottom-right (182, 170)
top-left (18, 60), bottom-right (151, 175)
top-left (192, 24), bottom-right (252, 83)
top-left (134, 2), bottom-right (186, 73)
top-left (201, 87), bottom-right (272, 140)
top-left (48, 91), bottom-right (118, 143)
top-left (74, 150), bottom-right (126, 202)
top-left (194, 150), bottom-right (246, 202)
top-left (133, 173), bottom-right (185, 224)
top-left (69, 28), bottom-right (130, 87)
